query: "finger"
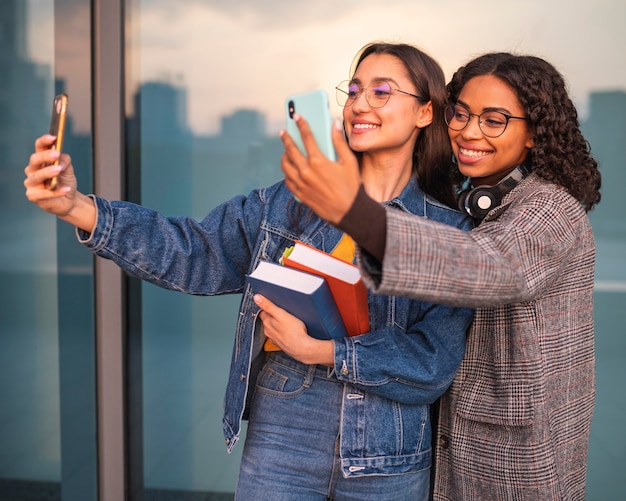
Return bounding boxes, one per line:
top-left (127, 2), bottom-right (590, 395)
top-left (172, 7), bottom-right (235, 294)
top-left (25, 148), bottom-right (63, 177)
top-left (330, 119), bottom-right (353, 163)
top-left (24, 176), bottom-right (70, 204)
top-left (35, 134), bottom-right (58, 152)
top-left (292, 114), bottom-right (323, 157)
top-left (25, 156), bottom-right (73, 193)
top-left (255, 294), bottom-right (299, 327)
top-left (25, 149), bottom-right (60, 176)
top-left (34, 164), bottom-right (64, 186)
top-left (24, 165), bottom-right (63, 196)
top-left (279, 129), bottom-right (310, 199)
top-left (279, 127), bottom-right (307, 167)
top-left (254, 294), bottom-right (281, 316)
top-left (280, 151), bottom-right (302, 193)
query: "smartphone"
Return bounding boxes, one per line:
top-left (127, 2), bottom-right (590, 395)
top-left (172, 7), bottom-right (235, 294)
top-left (45, 93), bottom-right (69, 190)
top-left (285, 89), bottom-right (336, 161)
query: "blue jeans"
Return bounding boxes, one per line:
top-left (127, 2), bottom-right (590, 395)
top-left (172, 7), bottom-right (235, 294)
top-left (235, 354), bottom-right (430, 501)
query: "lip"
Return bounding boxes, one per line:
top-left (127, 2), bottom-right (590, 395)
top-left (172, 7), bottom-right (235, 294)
top-left (350, 120), bottom-right (379, 134)
top-left (455, 145), bottom-right (492, 164)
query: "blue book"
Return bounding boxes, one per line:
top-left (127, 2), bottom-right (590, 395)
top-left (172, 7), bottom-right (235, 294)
top-left (246, 261), bottom-right (348, 340)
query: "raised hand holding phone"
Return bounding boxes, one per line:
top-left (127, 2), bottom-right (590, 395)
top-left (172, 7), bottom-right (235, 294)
top-left (280, 108), bottom-right (361, 225)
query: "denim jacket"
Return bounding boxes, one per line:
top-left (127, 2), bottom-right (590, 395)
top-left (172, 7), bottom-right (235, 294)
top-left (78, 176), bottom-right (474, 477)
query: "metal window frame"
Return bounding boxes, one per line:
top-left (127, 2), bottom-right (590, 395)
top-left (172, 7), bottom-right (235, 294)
top-left (92, 0), bottom-right (126, 499)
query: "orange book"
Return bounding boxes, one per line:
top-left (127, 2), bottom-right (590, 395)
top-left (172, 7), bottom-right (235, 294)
top-left (281, 241), bottom-right (369, 337)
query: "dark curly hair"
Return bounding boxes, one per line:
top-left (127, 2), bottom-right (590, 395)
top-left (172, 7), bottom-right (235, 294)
top-left (447, 53), bottom-right (601, 212)
top-left (351, 42), bottom-right (457, 207)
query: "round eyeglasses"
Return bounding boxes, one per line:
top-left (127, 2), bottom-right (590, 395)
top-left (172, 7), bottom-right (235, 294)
top-left (444, 104), bottom-right (528, 138)
top-left (336, 80), bottom-right (421, 108)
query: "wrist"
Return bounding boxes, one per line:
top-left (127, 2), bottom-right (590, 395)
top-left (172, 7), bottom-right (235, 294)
top-left (336, 184), bottom-right (386, 261)
top-left (301, 339), bottom-right (335, 366)
top-left (61, 192), bottom-right (97, 233)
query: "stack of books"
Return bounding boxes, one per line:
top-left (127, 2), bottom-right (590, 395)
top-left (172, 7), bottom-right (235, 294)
top-left (246, 241), bottom-right (370, 349)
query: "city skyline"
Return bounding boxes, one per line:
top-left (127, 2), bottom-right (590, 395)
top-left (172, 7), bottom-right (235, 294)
top-left (25, 0), bottom-right (626, 135)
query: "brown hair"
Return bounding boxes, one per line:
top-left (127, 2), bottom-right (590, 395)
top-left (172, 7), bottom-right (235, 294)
top-left (351, 42), bottom-right (458, 207)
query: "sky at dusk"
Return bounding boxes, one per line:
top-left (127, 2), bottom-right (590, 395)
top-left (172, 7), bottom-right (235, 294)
top-left (28, 0), bottom-right (626, 134)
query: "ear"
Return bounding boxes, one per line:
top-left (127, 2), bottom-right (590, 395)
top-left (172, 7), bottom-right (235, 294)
top-left (416, 101), bottom-right (433, 129)
top-left (525, 133), bottom-right (535, 149)
top-left (524, 123), bottom-right (535, 149)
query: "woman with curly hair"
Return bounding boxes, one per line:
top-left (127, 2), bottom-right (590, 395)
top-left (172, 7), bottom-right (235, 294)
top-left (280, 52), bottom-right (601, 500)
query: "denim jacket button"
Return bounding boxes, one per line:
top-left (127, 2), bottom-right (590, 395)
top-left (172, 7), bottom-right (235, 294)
top-left (240, 373), bottom-right (246, 380)
top-left (340, 360), bottom-right (349, 376)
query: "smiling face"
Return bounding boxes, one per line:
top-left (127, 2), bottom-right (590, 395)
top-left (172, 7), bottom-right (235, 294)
top-left (449, 74), bottom-right (534, 186)
top-left (343, 53), bottom-right (432, 161)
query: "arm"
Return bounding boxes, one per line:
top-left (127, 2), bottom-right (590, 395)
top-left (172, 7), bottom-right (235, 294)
top-left (332, 303), bottom-right (473, 405)
top-left (25, 134), bottom-right (266, 295)
top-left (76, 192), bottom-right (265, 296)
top-left (255, 293), bottom-right (473, 405)
top-left (365, 181), bottom-right (587, 307)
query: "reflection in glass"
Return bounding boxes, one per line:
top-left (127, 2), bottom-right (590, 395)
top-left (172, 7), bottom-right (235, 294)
top-left (0, 0), bottom-right (96, 499)
top-left (125, 3), bottom-right (284, 493)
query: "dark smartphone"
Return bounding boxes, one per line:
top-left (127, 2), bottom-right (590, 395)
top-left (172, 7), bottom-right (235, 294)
top-left (285, 90), bottom-right (336, 161)
top-left (45, 93), bottom-right (68, 190)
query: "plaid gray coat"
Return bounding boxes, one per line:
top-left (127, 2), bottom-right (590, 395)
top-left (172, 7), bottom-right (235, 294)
top-left (361, 174), bottom-right (595, 500)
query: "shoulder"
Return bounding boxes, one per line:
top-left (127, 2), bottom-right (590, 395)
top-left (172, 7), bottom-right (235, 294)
top-left (424, 193), bottom-right (473, 230)
top-left (248, 179), bottom-right (296, 205)
top-left (512, 175), bottom-right (588, 223)
top-left (396, 178), bottom-right (472, 230)
top-left (486, 174), bottom-right (591, 240)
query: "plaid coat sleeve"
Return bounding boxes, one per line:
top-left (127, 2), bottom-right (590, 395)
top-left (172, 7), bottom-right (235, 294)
top-left (369, 176), bottom-right (588, 308)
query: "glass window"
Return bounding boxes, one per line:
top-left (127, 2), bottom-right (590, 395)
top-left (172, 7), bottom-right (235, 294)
top-left (0, 0), bottom-right (96, 500)
top-left (124, 1), bottom-right (626, 498)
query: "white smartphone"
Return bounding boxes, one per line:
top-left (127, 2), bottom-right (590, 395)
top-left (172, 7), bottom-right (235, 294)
top-left (285, 89), bottom-right (336, 161)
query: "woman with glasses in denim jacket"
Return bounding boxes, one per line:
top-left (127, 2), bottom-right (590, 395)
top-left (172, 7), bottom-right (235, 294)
top-left (24, 42), bottom-right (473, 500)
top-left (281, 52), bottom-right (601, 500)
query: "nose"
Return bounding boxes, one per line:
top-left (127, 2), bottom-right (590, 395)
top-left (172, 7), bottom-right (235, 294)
top-left (461, 114), bottom-right (483, 139)
top-left (351, 90), bottom-right (371, 112)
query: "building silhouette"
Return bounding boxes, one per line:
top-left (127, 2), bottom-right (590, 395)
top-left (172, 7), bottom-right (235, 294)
top-left (0, 1), bottom-right (50, 207)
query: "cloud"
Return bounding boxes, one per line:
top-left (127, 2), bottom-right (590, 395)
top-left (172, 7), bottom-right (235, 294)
top-left (30, 0), bottom-right (626, 133)
top-left (136, 0), bottom-right (363, 28)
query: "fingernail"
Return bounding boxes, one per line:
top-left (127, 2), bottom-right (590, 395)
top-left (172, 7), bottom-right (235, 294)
top-left (334, 118), bottom-right (343, 130)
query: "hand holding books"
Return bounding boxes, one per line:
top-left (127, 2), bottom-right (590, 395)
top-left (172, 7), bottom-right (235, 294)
top-left (282, 241), bottom-right (369, 337)
top-left (246, 261), bottom-right (348, 342)
top-left (245, 241), bottom-right (370, 351)
top-left (252, 293), bottom-right (336, 365)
